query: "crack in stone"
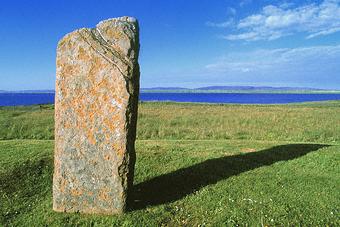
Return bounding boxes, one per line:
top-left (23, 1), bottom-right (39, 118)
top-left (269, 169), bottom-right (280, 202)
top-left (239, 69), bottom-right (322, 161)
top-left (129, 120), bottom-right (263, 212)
top-left (92, 27), bottom-right (132, 69)
top-left (77, 30), bottom-right (128, 79)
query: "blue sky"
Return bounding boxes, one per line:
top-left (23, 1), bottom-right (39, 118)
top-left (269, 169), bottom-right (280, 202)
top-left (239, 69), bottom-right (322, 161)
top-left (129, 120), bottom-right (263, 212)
top-left (0, 0), bottom-right (339, 90)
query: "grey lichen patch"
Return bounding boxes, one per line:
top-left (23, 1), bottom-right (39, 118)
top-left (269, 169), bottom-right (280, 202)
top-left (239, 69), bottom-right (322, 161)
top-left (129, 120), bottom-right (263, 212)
top-left (53, 17), bottom-right (140, 215)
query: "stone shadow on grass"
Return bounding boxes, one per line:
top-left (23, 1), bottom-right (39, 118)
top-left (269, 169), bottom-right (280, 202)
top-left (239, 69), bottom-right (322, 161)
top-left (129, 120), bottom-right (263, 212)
top-left (130, 143), bottom-right (328, 210)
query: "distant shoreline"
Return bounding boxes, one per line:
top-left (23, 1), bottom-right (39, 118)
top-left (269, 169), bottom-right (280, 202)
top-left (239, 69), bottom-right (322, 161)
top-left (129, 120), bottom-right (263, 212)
top-left (140, 89), bottom-right (340, 94)
top-left (1, 90), bottom-right (340, 95)
top-left (3, 92), bottom-right (340, 106)
top-left (140, 86), bottom-right (340, 94)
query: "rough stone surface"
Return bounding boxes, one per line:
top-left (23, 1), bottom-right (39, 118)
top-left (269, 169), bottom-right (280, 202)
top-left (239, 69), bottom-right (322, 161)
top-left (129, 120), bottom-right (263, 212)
top-left (53, 16), bottom-right (140, 214)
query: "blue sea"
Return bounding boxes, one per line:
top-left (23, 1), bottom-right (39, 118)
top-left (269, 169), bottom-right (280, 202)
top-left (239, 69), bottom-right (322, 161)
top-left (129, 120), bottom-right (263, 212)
top-left (1, 92), bottom-right (340, 106)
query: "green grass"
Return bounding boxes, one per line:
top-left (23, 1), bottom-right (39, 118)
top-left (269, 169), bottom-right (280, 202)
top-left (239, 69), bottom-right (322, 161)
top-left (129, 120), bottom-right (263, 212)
top-left (1, 101), bottom-right (340, 143)
top-left (0, 102), bottom-right (340, 226)
top-left (0, 105), bottom-right (54, 140)
top-left (137, 101), bottom-right (340, 143)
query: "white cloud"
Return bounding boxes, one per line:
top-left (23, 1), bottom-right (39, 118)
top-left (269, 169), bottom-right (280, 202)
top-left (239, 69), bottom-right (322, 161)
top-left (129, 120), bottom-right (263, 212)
top-left (306, 26), bottom-right (340, 38)
top-left (143, 45), bottom-right (340, 89)
top-left (279, 1), bottom-right (295, 9)
top-left (206, 44), bottom-right (340, 74)
top-left (224, 0), bottom-right (340, 41)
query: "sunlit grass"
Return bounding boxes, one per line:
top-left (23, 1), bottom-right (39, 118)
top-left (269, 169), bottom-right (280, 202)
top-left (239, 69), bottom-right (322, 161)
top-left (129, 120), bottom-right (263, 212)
top-left (1, 140), bottom-right (338, 226)
top-left (1, 101), bottom-right (340, 143)
top-left (0, 101), bottom-right (339, 226)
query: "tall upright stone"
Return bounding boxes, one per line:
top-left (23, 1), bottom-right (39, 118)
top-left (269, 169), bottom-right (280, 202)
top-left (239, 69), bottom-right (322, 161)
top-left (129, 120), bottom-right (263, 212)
top-left (53, 17), bottom-right (140, 214)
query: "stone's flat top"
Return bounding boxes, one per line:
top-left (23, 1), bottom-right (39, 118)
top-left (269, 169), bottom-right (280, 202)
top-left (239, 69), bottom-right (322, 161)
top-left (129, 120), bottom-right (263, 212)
top-left (58, 16), bottom-right (138, 47)
top-left (97, 16), bottom-right (138, 25)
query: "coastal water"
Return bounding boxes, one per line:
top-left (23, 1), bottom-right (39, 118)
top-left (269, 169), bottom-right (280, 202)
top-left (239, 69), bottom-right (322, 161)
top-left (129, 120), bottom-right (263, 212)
top-left (0, 93), bottom-right (55, 106)
top-left (1, 92), bottom-right (340, 106)
top-left (140, 93), bottom-right (340, 104)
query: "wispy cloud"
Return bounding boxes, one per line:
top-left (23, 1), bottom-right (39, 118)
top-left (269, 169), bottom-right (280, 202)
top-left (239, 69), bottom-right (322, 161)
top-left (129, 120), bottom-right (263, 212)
top-left (143, 45), bottom-right (340, 88)
top-left (227, 7), bottom-right (237, 16)
top-left (206, 45), bottom-right (340, 87)
top-left (206, 19), bottom-right (234, 28)
top-left (206, 7), bottom-right (236, 28)
top-left (223, 0), bottom-right (340, 41)
top-left (206, 45), bottom-right (340, 72)
top-left (240, 0), bottom-right (252, 8)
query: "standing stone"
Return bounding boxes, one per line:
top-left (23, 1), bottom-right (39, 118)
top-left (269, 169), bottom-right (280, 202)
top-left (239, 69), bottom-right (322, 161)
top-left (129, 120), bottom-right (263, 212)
top-left (53, 17), bottom-right (140, 214)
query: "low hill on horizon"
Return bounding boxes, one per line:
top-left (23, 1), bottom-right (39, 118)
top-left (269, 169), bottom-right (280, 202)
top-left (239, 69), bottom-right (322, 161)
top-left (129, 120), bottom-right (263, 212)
top-left (195, 86), bottom-right (325, 91)
top-left (141, 86), bottom-right (339, 93)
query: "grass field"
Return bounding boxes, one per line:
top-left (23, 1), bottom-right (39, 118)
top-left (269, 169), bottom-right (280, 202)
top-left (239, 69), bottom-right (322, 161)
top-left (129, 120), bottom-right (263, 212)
top-left (1, 101), bottom-right (340, 143)
top-left (0, 102), bottom-right (339, 226)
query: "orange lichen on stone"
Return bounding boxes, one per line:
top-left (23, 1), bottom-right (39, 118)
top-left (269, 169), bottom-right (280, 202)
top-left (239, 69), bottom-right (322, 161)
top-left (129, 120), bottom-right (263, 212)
top-left (104, 154), bottom-right (111, 160)
top-left (64, 65), bottom-right (79, 76)
top-left (98, 188), bottom-right (110, 201)
top-left (64, 121), bottom-right (72, 129)
top-left (70, 188), bottom-right (83, 196)
top-left (78, 47), bottom-right (90, 61)
top-left (53, 16), bottom-right (139, 215)
top-left (103, 117), bottom-right (117, 132)
top-left (88, 57), bottom-right (104, 77)
top-left (87, 130), bottom-right (96, 145)
top-left (106, 29), bottom-right (123, 40)
top-left (88, 112), bottom-right (95, 123)
top-left (101, 94), bottom-right (109, 103)
top-left (59, 178), bottom-right (67, 193)
top-left (116, 148), bottom-right (125, 156)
